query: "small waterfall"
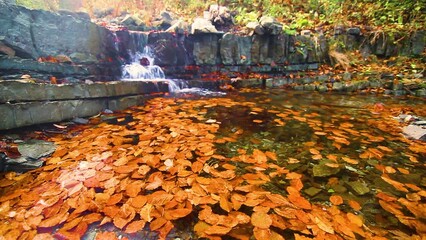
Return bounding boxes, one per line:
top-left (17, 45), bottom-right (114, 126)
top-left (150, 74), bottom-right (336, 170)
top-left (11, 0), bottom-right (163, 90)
top-left (121, 46), bottom-right (186, 93)
top-left (121, 46), bottom-right (166, 80)
top-left (120, 44), bottom-right (225, 96)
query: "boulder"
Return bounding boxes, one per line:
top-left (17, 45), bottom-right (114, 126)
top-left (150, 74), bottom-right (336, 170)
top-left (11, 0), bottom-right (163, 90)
top-left (207, 5), bottom-right (234, 31)
top-left (246, 21), bottom-right (265, 35)
top-left (152, 11), bottom-right (175, 30)
top-left (166, 20), bottom-right (190, 34)
top-left (259, 16), bottom-right (283, 35)
top-left (191, 17), bottom-right (219, 34)
top-left (121, 13), bottom-right (146, 29)
top-left (0, 2), bottom-right (120, 79)
top-left (0, 4), bottom-right (37, 58)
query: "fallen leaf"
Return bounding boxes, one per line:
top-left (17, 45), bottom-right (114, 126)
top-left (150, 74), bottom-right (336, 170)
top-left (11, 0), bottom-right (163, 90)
top-left (251, 211), bottom-right (272, 229)
top-left (329, 195), bottom-right (344, 205)
top-left (125, 220), bottom-right (146, 234)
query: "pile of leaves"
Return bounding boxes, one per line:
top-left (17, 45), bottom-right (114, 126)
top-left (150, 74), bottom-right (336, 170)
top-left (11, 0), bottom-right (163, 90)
top-left (0, 90), bottom-right (425, 239)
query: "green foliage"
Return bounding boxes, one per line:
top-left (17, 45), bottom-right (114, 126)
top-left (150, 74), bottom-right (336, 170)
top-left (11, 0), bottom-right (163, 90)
top-left (16, 0), bottom-right (58, 10)
top-left (14, 0), bottom-right (425, 32)
top-left (234, 7), bottom-right (259, 25)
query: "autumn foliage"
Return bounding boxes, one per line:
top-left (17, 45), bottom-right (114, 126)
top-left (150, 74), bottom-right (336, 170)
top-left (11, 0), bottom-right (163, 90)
top-left (0, 90), bottom-right (425, 239)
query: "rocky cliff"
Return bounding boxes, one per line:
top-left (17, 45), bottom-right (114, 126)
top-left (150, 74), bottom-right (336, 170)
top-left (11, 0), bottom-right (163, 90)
top-left (0, 2), bottom-right (120, 80)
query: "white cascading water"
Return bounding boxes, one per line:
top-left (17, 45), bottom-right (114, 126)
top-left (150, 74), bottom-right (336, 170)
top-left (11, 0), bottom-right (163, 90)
top-left (121, 46), bottom-right (225, 96)
top-left (121, 46), bottom-right (166, 80)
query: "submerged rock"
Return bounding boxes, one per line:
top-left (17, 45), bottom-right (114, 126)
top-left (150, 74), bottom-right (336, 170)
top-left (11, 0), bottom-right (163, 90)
top-left (313, 163), bottom-right (341, 177)
top-left (346, 180), bottom-right (370, 195)
top-left (304, 187), bottom-right (322, 197)
top-left (0, 139), bottom-right (56, 172)
top-left (18, 139), bottom-right (56, 159)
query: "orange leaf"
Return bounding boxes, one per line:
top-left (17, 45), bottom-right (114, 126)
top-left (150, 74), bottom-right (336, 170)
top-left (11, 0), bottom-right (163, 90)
top-left (219, 195), bottom-right (232, 213)
top-left (165, 208), bottom-right (192, 220)
top-left (107, 193), bottom-right (123, 206)
top-left (253, 227), bottom-right (271, 239)
top-left (126, 181), bottom-right (144, 197)
top-left (309, 148), bottom-right (320, 155)
top-left (341, 157), bottom-right (358, 164)
top-left (381, 175), bottom-right (409, 192)
top-left (329, 195), bottom-right (343, 205)
top-left (39, 205), bottom-right (69, 228)
top-left (288, 192), bottom-right (311, 210)
top-left (83, 213), bottom-right (103, 224)
top-left (348, 200), bottom-right (362, 211)
top-left (150, 217), bottom-right (167, 231)
top-left (253, 149), bottom-right (267, 163)
top-left (129, 195), bottom-right (147, 209)
top-left (251, 211), bottom-right (272, 229)
top-left (125, 220), bottom-right (146, 234)
top-left (347, 213), bottom-right (363, 227)
top-left (145, 176), bottom-right (163, 191)
top-left (204, 225), bottom-right (232, 235)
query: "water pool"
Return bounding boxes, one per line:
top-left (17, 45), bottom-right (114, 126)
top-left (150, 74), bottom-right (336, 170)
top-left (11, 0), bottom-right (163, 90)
top-left (0, 89), bottom-right (425, 239)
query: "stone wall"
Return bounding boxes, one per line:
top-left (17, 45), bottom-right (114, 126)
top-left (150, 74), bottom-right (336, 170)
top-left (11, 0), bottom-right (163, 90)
top-left (115, 29), bottom-right (424, 79)
top-left (0, 2), bottom-right (120, 80)
top-left (0, 80), bottom-right (168, 130)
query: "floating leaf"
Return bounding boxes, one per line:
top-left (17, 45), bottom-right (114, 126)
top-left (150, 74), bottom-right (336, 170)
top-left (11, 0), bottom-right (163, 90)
top-left (347, 213), bottom-right (363, 227)
top-left (251, 211), bottom-right (272, 229)
top-left (125, 220), bottom-right (146, 234)
top-left (348, 200), bottom-right (362, 211)
top-left (204, 225), bottom-right (232, 235)
top-left (253, 227), bottom-right (271, 239)
top-left (165, 208), bottom-right (192, 220)
top-left (329, 195), bottom-right (343, 205)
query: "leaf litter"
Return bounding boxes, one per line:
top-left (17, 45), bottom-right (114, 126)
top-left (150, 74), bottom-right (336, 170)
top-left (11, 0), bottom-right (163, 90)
top-left (0, 89), bottom-right (425, 239)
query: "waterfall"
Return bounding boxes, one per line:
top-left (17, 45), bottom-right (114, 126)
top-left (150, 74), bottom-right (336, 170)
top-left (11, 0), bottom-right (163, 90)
top-left (120, 37), bottom-right (225, 96)
top-left (121, 46), bottom-right (166, 80)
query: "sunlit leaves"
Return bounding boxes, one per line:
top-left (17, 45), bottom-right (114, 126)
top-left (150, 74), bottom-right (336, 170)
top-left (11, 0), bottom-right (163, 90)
top-left (0, 94), bottom-right (424, 240)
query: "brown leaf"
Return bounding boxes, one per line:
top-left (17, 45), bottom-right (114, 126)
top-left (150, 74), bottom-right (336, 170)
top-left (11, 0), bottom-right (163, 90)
top-left (219, 194), bottom-right (232, 213)
top-left (251, 212), bottom-right (272, 229)
top-left (253, 227), bottom-right (271, 239)
top-left (125, 220), bottom-right (146, 234)
top-left (329, 195), bottom-right (344, 205)
top-left (39, 206), bottom-right (69, 228)
top-left (129, 195), bottom-right (148, 209)
top-left (107, 193), bottom-right (123, 206)
top-left (204, 225), bottom-right (232, 235)
top-left (150, 217), bottom-right (168, 231)
top-left (126, 180), bottom-right (144, 197)
top-left (165, 208), bottom-right (192, 220)
top-left (347, 213), bottom-right (363, 227)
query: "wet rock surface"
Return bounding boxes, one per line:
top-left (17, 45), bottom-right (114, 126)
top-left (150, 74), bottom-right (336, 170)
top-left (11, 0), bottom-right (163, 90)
top-left (0, 139), bottom-right (56, 172)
